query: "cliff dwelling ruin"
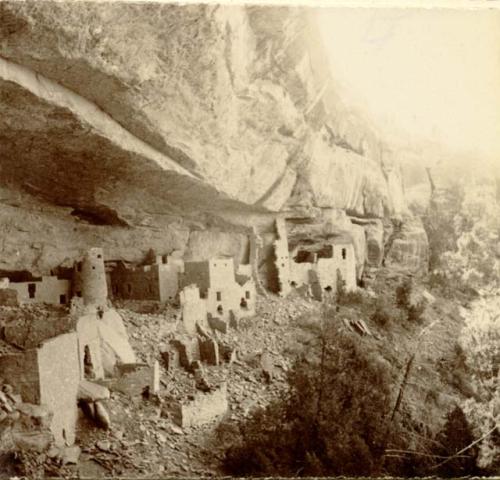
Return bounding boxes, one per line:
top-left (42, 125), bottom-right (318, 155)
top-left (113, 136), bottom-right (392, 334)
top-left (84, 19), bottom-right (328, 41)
top-left (0, 217), bottom-right (361, 462)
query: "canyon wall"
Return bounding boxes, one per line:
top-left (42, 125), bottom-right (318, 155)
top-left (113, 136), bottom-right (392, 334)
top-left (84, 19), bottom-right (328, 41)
top-left (0, 2), bottom-right (425, 274)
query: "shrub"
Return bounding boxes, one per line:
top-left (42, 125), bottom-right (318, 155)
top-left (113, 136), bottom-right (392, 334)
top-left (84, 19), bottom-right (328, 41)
top-left (433, 406), bottom-right (481, 477)
top-left (337, 289), bottom-right (365, 306)
top-left (396, 278), bottom-right (412, 310)
top-left (223, 320), bottom-right (394, 477)
top-left (370, 299), bottom-right (400, 328)
top-left (395, 278), bottom-right (425, 324)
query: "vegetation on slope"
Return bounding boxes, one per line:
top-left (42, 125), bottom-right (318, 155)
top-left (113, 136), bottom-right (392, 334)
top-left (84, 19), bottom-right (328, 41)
top-left (220, 274), bottom-right (491, 477)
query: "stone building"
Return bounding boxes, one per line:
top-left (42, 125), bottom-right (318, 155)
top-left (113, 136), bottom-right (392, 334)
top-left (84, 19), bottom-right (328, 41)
top-left (0, 312), bottom-right (105, 447)
top-left (179, 257), bottom-right (256, 332)
top-left (72, 247), bottom-right (108, 307)
top-left (0, 275), bottom-right (70, 305)
top-left (109, 253), bottom-right (183, 303)
top-left (290, 237), bottom-right (357, 299)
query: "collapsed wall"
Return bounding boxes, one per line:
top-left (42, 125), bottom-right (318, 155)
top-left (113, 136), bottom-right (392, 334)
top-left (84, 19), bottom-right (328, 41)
top-left (168, 382), bottom-right (228, 428)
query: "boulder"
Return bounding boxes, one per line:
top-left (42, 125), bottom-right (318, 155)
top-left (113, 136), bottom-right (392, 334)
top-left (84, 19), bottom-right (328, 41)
top-left (385, 217), bottom-right (429, 272)
top-left (11, 430), bottom-right (52, 453)
top-left (77, 379), bottom-right (110, 402)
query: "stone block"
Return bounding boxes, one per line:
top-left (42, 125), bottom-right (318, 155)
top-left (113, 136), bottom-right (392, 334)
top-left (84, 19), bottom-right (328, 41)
top-left (11, 430), bottom-right (53, 452)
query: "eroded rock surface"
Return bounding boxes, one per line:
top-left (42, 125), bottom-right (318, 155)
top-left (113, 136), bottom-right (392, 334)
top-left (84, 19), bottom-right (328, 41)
top-left (0, 2), bottom-right (425, 272)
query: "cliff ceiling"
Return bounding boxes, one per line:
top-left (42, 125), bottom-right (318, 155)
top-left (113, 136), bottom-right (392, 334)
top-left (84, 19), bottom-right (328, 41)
top-left (0, 2), bottom-right (411, 272)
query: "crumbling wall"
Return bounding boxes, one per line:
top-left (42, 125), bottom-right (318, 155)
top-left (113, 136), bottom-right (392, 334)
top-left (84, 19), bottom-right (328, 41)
top-left (111, 264), bottom-right (161, 301)
top-left (37, 332), bottom-right (80, 447)
top-left (0, 350), bottom-right (40, 404)
top-left (111, 253), bottom-right (183, 302)
top-left (171, 382), bottom-right (228, 428)
top-left (290, 242), bottom-right (357, 298)
top-left (181, 259), bottom-right (256, 327)
top-left (179, 285), bottom-right (207, 335)
top-left (205, 280), bottom-right (256, 322)
top-left (316, 244), bottom-right (356, 292)
top-left (170, 337), bottom-right (201, 370)
top-left (6, 276), bottom-right (70, 305)
top-left (181, 261), bottom-right (211, 294)
top-left (157, 264), bottom-right (181, 302)
top-left (271, 218), bottom-right (291, 297)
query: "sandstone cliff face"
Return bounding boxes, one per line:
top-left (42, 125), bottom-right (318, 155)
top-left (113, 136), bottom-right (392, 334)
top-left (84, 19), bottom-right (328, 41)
top-left (0, 2), bottom-right (421, 273)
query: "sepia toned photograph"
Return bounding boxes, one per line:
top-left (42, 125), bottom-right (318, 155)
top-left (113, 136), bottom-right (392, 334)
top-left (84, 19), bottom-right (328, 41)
top-left (0, 0), bottom-right (499, 477)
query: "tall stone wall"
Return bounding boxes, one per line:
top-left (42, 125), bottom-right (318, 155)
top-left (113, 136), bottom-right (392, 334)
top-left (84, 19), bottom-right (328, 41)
top-left (37, 332), bottom-right (80, 446)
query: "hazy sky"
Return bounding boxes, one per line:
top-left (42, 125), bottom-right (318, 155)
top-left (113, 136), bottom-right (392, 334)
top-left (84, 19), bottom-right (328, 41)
top-left (317, 8), bottom-right (500, 164)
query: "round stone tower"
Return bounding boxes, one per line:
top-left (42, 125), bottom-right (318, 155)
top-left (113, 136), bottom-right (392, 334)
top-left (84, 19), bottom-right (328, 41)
top-left (80, 247), bottom-right (107, 306)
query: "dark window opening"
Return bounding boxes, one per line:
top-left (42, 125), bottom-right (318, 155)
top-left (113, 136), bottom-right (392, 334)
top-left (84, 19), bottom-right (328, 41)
top-left (281, 263), bottom-right (285, 268)
top-left (217, 305), bottom-right (224, 315)
top-left (294, 250), bottom-right (315, 264)
top-left (290, 281), bottom-right (297, 287)
top-left (324, 286), bottom-right (332, 292)
top-left (77, 262), bottom-right (82, 272)
top-left (92, 266), bottom-right (96, 270)
top-left (216, 291), bottom-right (222, 301)
top-left (240, 298), bottom-right (248, 309)
top-left (342, 248), bottom-right (347, 260)
top-left (59, 294), bottom-right (67, 304)
top-left (28, 283), bottom-right (36, 299)
top-left (76, 290), bottom-right (82, 297)
top-left (245, 291), bottom-right (251, 299)
top-left (62, 428), bottom-right (67, 444)
top-left (97, 254), bottom-right (102, 259)
top-left (83, 345), bottom-right (94, 379)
